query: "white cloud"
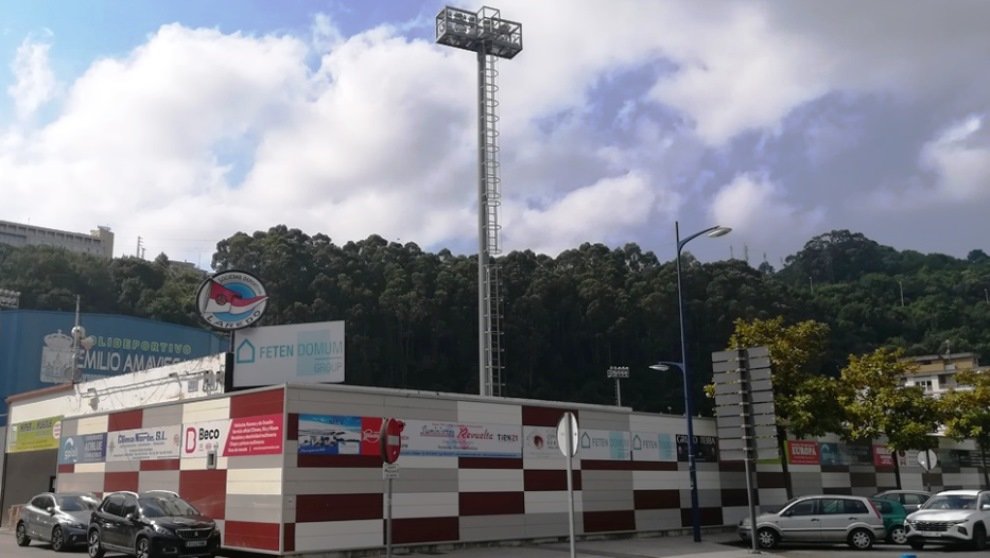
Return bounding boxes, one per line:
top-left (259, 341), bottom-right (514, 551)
top-left (711, 173), bottom-right (825, 246)
top-left (8, 35), bottom-right (57, 119)
top-left (503, 171), bottom-right (658, 256)
top-left (920, 114), bottom-right (990, 202)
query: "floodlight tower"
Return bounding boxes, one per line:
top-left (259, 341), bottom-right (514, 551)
top-left (436, 6), bottom-right (522, 397)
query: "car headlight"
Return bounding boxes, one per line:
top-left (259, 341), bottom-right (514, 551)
top-left (152, 524), bottom-right (174, 535)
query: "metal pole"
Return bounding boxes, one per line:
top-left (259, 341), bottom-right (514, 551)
top-left (476, 46), bottom-right (488, 397)
top-left (615, 378), bottom-right (622, 407)
top-left (386, 476), bottom-right (393, 558)
top-left (741, 351), bottom-right (758, 553)
top-left (565, 416), bottom-right (576, 558)
top-left (675, 221), bottom-right (702, 543)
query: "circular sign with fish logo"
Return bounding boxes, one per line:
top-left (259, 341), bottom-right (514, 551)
top-left (196, 270), bottom-right (269, 331)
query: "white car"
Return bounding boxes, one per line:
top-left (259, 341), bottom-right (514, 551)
top-left (739, 494), bottom-right (886, 550)
top-left (905, 489), bottom-right (990, 550)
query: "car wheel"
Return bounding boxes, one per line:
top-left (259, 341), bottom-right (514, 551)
top-left (848, 528), bottom-right (875, 550)
top-left (757, 527), bottom-right (779, 549)
top-left (135, 536), bottom-right (151, 558)
top-left (51, 525), bottom-right (66, 552)
top-left (972, 523), bottom-right (987, 550)
top-left (888, 525), bottom-right (908, 545)
top-left (909, 539), bottom-right (925, 550)
top-left (87, 530), bottom-right (105, 558)
top-left (15, 521), bottom-right (30, 546)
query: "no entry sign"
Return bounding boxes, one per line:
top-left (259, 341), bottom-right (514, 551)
top-left (381, 418), bottom-right (405, 464)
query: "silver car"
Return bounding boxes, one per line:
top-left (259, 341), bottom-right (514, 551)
top-left (16, 492), bottom-right (99, 551)
top-left (739, 494), bottom-right (887, 549)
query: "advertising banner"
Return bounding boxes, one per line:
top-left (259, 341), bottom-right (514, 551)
top-left (579, 429), bottom-right (630, 460)
top-left (233, 321), bottom-right (345, 387)
top-left (182, 414), bottom-right (283, 458)
top-left (677, 434), bottom-right (719, 463)
top-left (8, 416), bottom-right (62, 453)
top-left (631, 432), bottom-right (677, 462)
top-left (787, 440), bottom-right (820, 465)
top-left (59, 433), bottom-right (108, 464)
top-left (402, 420), bottom-right (521, 458)
top-left (107, 426), bottom-right (181, 462)
top-left (298, 414), bottom-right (383, 455)
top-left (873, 445), bottom-right (895, 469)
top-left (522, 426), bottom-right (563, 460)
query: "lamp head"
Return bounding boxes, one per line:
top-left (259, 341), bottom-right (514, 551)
top-left (707, 226), bottom-right (732, 238)
top-left (649, 363), bottom-right (671, 372)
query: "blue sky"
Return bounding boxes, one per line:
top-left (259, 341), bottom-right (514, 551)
top-left (2, 1), bottom-right (989, 269)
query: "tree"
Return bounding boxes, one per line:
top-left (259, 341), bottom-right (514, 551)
top-left (939, 369), bottom-right (990, 488)
top-left (837, 347), bottom-right (940, 452)
top-left (728, 316), bottom-right (841, 438)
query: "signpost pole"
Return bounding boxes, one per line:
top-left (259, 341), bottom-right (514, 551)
top-left (385, 475), bottom-right (393, 558)
top-left (565, 415), bottom-right (576, 558)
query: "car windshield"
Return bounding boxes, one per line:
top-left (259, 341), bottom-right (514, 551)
top-left (138, 495), bottom-right (201, 518)
top-left (57, 494), bottom-right (98, 511)
top-left (923, 494), bottom-right (976, 510)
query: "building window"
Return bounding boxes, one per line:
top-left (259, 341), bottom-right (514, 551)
top-left (916, 380), bottom-right (934, 392)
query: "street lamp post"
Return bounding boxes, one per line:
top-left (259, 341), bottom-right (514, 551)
top-left (662, 221), bottom-right (731, 543)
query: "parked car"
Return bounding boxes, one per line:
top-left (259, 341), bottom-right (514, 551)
top-left (15, 491), bottom-right (99, 551)
top-left (738, 494), bottom-right (886, 550)
top-left (87, 490), bottom-right (221, 558)
top-left (871, 498), bottom-right (908, 544)
top-left (873, 489), bottom-right (931, 513)
top-left (904, 489), bottom-right (990, 550)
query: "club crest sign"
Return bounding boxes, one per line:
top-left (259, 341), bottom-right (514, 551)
top-left (196, 271), bottom-right (269, 331)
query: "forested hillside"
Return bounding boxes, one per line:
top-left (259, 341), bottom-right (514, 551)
top-left (1, 226), bottom-right (988, 414)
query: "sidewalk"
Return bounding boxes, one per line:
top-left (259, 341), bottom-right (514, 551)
top-left (403, 533), bottom-right (757, 558)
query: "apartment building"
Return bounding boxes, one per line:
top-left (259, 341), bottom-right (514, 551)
top-left (0, 220), bottom-right (114, 259)
top-left (902, 352), bottom-right (986, 395)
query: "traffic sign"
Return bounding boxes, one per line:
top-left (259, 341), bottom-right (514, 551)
top-left (918, 449), bottom-right (938, 471)
top-left (556, 412), bottom-right (579, 457)
top-left (381, 418), bottom-right (405, 464)
top-left (383, 462), bottom-right (399, 479)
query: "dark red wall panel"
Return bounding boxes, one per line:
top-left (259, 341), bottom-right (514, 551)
top-left (139, 459), bottom-right (180, 471)
top-left (296, 493), bottom-right (382, 522)
top-left (459, 491), bottom-right (524, 516)
top-left (680, 506), bottom-right (723, 527)
top-left (633, 489), bottom-right (680, 509)
top-left (523, 469), bottom-right (582, 491)
top-left (57, 464), bottom-right (74, 474)
top-left (521, 406), bottom-right (578, 427)
top-left (179, 469), bottom-right (227, 520)
top-left (104, 471), bottom-right (139, 492)
top-left (229, 388), bottom-right (284, 419)
top-left (108, 409), bottom-right (143, 432)
top-left (286, 413), bottom-right (299, 441)
top-left (225, 520), bottom-right (280, 551)
top-left (282, 523), bottom-right (295, 553)
top-left (583, 510), bottom-right (635, 532)
top-left (392, 517), bottom-right (458, 544)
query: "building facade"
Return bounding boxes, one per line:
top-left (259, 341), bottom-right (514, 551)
top-left (5, 363), bottom-right (983, 556)
top-left (0, 220), bottom-right (114, 259)
top-left (902, 352), bottom-right (987, 395)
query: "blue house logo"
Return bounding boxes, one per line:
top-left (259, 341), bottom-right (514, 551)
top-left (236, 339), bottom-right (256, 364)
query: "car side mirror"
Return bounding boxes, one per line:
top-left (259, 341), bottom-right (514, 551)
top-left (126, 512), bottom-right (139, 522)
top-left (46, 507), bottom-right (56, 515)
top-left (982, 504), bottom-right (990, 511)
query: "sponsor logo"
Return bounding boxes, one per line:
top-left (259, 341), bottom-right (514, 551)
top-left (196, 271), bottom-right (268, 331)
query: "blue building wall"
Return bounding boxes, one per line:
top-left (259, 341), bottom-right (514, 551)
top-left (0, 309), bottom-right (225, 424)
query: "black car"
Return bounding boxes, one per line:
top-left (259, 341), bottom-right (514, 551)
top-left (16, 491), bottom-right (99, 551)
top-left (87, 491), bottom-right (220, 558)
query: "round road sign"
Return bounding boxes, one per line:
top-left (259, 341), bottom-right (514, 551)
top-left (918, 449), bottom-right (938, 471)
top-left (556, 412), bottom-right (579, 457)
top-left (381, 418), bottom-right (405, 464)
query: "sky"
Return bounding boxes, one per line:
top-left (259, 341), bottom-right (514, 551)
top-left (2, 1), bottom-right (989, 269)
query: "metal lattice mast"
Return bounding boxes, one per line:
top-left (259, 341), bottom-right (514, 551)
top-left (436, 6), bottom-right (522, 397)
